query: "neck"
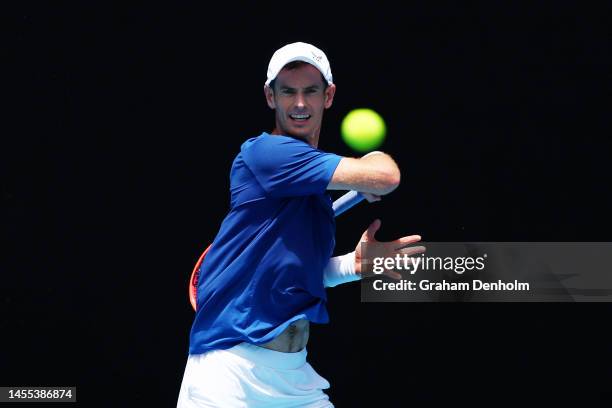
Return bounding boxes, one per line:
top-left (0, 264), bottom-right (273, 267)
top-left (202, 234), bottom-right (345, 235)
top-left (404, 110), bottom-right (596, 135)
top-left (271, 127), bottom-right (319, 148)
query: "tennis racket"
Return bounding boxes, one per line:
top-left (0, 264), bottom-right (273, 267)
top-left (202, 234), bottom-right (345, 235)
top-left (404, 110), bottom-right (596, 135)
top-left (188, 190), bottom-right (365, 311)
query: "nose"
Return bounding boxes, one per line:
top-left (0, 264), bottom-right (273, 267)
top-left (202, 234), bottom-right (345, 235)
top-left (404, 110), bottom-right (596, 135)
top-left (295, 91), bottom-right (306, 109)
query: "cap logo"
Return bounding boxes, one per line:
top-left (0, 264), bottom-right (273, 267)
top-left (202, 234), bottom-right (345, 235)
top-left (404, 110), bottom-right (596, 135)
top-left (311, 51), bottom-right (323, 62)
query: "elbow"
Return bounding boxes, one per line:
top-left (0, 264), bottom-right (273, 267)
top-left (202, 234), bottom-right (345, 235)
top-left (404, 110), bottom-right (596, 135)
top-left (384, 176), bottom-right (401, 195)
top-left (388, 169), bottom-right (401, 189)
top-left (381, 157), bottom-right (401, 194)
top-left (378, 168), bottom-right (401, 195)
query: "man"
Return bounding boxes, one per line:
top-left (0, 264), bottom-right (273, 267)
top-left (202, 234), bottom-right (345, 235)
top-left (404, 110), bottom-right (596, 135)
top-left (177, 42), bottom-right (421, 407)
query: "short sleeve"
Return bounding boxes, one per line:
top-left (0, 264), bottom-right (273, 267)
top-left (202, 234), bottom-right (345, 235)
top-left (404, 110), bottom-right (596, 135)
top-left (241, 134), bottom-right (342, 197)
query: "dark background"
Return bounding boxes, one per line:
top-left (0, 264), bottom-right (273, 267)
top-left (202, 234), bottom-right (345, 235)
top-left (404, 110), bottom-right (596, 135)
top-left (4, 1), bottom-right (611, 406)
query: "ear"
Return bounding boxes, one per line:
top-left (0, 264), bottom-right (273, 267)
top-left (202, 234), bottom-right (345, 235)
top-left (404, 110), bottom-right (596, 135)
top-left (264, 85), bottom-right (276, 109)
top-left (324, 84), bottom-right (336, 109)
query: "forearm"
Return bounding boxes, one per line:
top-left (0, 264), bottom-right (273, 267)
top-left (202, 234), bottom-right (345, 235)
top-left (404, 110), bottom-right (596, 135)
top-left (328, 152), bottom-right (401, 195)
top-left (323, 252), bottom-right (361, 288)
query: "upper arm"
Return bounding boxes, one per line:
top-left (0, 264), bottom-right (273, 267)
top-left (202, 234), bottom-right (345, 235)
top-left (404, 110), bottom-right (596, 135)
top-left (328, 155), bottom-right (400, 195)
top-left (241, 135), bottom-right (342, 197)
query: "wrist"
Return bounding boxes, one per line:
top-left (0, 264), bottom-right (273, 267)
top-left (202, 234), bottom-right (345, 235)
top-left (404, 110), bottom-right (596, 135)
top-left (323, 252), bottom-right (360, 288)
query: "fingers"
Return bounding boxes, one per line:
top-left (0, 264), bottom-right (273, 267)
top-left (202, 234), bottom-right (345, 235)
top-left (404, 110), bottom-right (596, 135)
top-left (362, 218), bottom-right (381, 242)
top-left (383, 270), bottom-right (403, 280)
top-left (362, 192), bottom-right (382, 203)
top-left (394, 235), bottom-right (422, 249)
top-left (397, 245), bottom-right (426, 256)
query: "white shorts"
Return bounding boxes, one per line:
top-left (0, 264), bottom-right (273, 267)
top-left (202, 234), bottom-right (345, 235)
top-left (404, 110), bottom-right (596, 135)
top-left (177, 342), bottom-right (334, 408)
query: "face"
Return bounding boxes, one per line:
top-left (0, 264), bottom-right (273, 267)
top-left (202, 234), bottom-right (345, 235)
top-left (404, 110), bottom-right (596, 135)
top-left (265, 63), bottom-right (336, 147)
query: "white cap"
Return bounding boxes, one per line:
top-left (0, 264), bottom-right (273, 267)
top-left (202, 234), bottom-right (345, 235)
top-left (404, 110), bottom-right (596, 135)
top-left (265, 42), bottom-right (333, 87)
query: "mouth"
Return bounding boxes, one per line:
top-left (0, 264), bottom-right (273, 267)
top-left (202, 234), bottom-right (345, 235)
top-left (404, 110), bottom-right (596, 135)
top-left (289, 113), bottom-right (311, 122)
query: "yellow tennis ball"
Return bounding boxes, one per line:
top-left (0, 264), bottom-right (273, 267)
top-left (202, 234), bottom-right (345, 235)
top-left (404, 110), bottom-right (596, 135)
top-left (341, 108), bottom-right (386, 152)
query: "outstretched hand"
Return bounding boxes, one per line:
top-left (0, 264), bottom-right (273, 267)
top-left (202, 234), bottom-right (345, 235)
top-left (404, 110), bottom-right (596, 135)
top-left (354, 219), bottom-right (425, 279)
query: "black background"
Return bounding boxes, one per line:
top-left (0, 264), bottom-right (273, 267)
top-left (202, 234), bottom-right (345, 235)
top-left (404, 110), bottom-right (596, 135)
top-left (4, 1), bottom-right (611, 406)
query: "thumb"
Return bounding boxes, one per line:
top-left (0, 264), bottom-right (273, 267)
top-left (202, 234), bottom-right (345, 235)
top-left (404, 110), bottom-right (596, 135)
top-left (363, 219), bottom-right (381, 242)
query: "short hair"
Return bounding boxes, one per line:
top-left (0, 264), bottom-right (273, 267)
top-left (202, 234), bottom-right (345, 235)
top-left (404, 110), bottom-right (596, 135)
top-left (268, 61), bottom-right (329, 91)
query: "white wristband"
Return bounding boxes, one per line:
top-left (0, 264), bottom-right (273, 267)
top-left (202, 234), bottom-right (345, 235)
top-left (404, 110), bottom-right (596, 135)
top-left (323, 251), bottom-right (360, 288)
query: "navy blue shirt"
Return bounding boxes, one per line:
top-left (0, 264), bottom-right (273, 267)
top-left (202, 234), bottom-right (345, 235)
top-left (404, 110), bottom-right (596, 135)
top-left (189, 132), bottom-right (343, 354)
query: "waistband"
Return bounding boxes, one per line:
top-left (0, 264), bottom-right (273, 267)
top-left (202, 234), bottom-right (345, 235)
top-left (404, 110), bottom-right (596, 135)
top-left (226, 342), bottom-right (307, 370)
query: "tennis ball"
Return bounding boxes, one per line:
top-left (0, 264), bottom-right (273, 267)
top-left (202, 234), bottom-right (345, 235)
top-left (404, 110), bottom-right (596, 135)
top-left (341, 108), bottom-right (386, 152)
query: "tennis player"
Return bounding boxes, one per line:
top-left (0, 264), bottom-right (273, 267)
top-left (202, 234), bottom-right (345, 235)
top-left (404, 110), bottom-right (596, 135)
top-left (177, 42), bottom-right (421, 407)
